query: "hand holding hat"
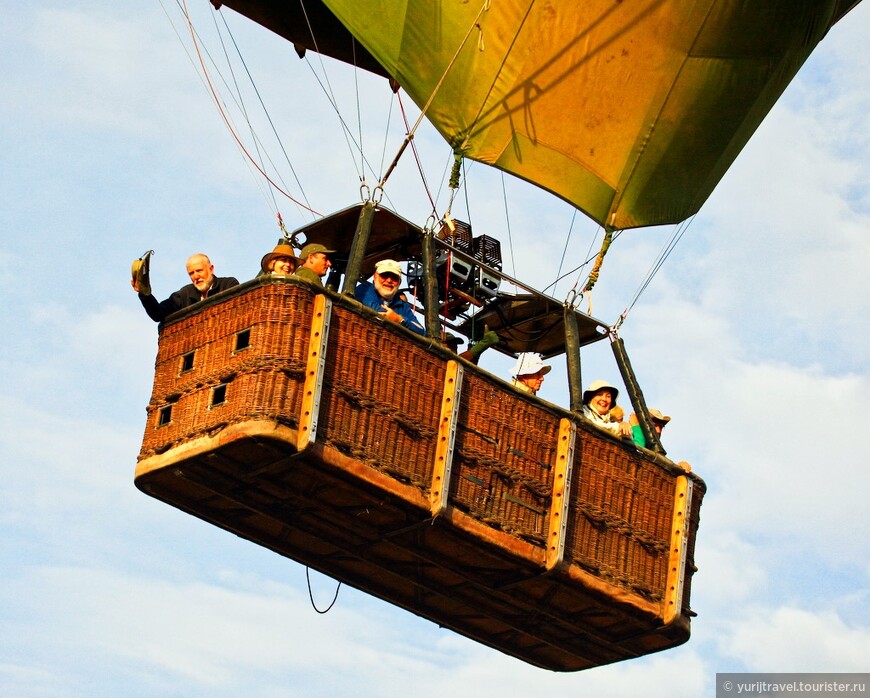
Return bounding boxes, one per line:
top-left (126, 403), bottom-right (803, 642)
top-left (131, 249), bottom-right (154, 296)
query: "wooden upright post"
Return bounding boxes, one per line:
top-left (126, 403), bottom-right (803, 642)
top-left (430, 360), bottom-right (463, 516)
top-left (297, 294), bottom-right (332, 450)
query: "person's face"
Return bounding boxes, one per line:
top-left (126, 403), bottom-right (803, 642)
top-left (304, 252), bottom-right (331, 277)
top-left (373, 271), bottom-right (401, 300)
top-left (652, 419), bottom-right (666, 435)
top-left (589, 388), bottom-right (613, 415)
top-left (186, 256), bottom-right (215, 293)
top-left (270, 256), bottom-right (295, 275)
top-left (519, 370), bottom-right (546, 393)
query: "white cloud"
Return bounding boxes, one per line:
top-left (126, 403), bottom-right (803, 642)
top-left (720, 606), bottom-right (870, 673)
top-left (1, 562), bottom-right (716, 698)
top-left (691, 531), bottom-right (769, 607)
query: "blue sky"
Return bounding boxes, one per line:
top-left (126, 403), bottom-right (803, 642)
top-left (1, 3), bottom-right (868, 697)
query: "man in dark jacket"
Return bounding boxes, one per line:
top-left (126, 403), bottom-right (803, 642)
top-left (132, 253), bottom-right (239, 323)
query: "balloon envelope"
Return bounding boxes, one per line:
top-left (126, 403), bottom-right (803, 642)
top-left (218, 0), bottom-right (862, 229)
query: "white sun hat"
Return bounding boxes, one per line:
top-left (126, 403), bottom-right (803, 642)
top-left (510, 352), bottom-right (552, 378)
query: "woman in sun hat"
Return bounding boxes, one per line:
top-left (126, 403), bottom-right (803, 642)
top-left (582, 379), bottom-right (632, 438)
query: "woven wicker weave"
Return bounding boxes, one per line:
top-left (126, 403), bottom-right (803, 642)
top-left (316, 306), bottom-right (443, 488)
top-left (451, 372), bottom-right (560, 542)
top-left (141, 282), bottom-right (312, 457)
top-left (564, 425), bottom-right (675, 601)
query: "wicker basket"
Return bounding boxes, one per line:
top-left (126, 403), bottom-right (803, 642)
top-left (563, 426), bottom-right (675, 602)
top-left (450, 372), bottom-right (560, 543)
top-left (141, 283), bottom-right (312, 457)
top-left (316, 306), bottom-right (443, 489)
top-left (135, 278), bottom-right (706, 671)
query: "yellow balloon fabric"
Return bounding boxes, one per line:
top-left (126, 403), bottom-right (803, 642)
top-left (219, 0), bottom-right (862, 229)
top-left (318, 0), bottom-right (857, 229)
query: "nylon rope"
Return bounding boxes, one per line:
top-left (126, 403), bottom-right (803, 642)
top-left (306, 567), bottom-right (341, 614)
top-left (216, 9), bottom-right (314, 217)
top-left (379, 0), bottom-right (493, 189)
top-left (179, 0), bottom-right (320, 215)
top-left (445, 154), bottom-right (462, 218)
top-left (583, 226), bottom-right (614, 294)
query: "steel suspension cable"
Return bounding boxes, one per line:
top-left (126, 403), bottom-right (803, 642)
top-left (619, 216), bottom-right (695, 323)
top-left (397, 93), bottom-right (437, 213)
top-left (179, 0), bottom-right (319, 215)
top-left (500, 172), bottom-right (517, 281)
top-left (162, 0), bottom-right (277, 213)
top-left (216, 9), bottom-right (314, 215)
top-left (295, 0), bottom-right (367, 187)
top-left (551, 208), bottom-right (577, 296)
top-left (209, 10), bottom-right (280, 215)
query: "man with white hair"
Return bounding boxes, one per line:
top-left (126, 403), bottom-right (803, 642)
top-left (354, 259), bottom-right (425, 336)
top-left (510, 352), bottom-right (551, 395)
top-left (132, 252), bottom-right (238, 323)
